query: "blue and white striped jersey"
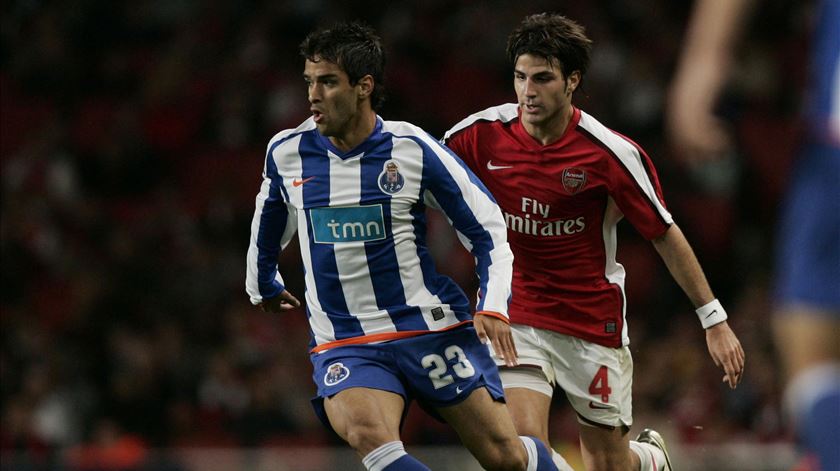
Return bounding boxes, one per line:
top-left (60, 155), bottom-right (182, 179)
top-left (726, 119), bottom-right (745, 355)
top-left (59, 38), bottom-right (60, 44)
top-left (246, 116), bottom-right (513, 352)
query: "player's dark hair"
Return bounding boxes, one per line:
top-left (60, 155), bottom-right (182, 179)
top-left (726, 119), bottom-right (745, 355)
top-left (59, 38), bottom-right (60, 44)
top-left (300, 22), bottom-right (386, 111)
top-left (506, 13), bottom-right (592, 83)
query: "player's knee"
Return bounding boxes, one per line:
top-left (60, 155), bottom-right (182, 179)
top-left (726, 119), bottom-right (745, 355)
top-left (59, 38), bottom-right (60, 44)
top-left (476, 438), bottom-right (529, 471)
top-left (343, 420), bottom-right (395, 456)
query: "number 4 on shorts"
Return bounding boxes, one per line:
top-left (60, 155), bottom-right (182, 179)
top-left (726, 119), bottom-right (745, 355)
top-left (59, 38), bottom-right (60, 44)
top-left (588, 365), bottom-right (612, 403)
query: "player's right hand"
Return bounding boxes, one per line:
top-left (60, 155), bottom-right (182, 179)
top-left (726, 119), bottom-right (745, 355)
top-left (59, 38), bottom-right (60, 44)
top-left (259, 290), bottom-right (301, 313)
top-left (474, 312), bottom-right (518, 367)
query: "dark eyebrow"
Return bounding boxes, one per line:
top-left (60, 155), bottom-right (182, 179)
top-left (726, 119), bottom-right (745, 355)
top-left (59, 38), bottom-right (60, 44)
top-left (303, 73), bottom-right (340, 81)
top-left (513, 69), bottom-right (558, 80)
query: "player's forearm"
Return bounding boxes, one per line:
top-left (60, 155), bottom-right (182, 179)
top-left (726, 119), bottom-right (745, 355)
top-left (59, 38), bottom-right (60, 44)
top-left (678, 0), bottom-right (755, 67)
top-left (670, 0), bottom-right (756, 108)
top-left (245, 178), bottom-right (292, 304)
top-left (475, 242), bottom-right (514, 317)
top-left (652, 224), bottom-right (715, 308)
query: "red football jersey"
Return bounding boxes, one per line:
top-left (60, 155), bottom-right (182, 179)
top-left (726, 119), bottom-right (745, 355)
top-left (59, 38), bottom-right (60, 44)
top-left (444, 104), bottom-right (673, 347)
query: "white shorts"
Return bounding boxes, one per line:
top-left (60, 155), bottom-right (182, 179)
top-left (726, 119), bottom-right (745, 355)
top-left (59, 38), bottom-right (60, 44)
top-left (492, 324), bottom-right (634, 428)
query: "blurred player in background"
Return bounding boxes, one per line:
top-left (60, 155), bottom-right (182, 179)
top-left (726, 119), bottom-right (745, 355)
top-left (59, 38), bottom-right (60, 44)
top-left (246, 21), bottom-right (563, 471)
top-left (444, 13), bottom-right (746, 471)
top-left (668, 0), bottom-right (840, 469)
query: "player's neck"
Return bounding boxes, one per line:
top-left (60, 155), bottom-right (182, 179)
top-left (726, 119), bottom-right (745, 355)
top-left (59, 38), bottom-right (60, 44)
top-left (330, 108), bottom-right (377, 152)
top-left (523, 105), bottom-right (574, 146)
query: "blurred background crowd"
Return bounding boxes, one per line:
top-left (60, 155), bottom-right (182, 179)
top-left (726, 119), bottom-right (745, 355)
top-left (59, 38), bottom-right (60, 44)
top-left (1, 0), bottom-right (813, 469)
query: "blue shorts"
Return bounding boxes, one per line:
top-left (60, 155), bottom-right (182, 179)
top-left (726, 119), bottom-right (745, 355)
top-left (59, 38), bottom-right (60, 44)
top-left (309, 325), bottom-right (505, 431)
top-left (774, 142), bottom-right (840, 312)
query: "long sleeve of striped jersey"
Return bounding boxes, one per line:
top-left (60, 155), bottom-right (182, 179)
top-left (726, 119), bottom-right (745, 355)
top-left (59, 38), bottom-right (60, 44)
top-left (422, 139), bottom-right (514, 318)
top-left (245, 150), bottom-right (298, 305)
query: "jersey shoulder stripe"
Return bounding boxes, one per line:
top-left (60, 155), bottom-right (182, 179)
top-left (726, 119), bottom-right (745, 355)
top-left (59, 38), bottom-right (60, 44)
top-left (383, 120), bottom-right (472, 177)
top-left (442, 103), bottom-right (519, 142)
top-left (267, 118), bottom-right (317, 150)
top-left (381, 119), bottom-right (437, 143)
top-left (576, 111), bottom-right (673, 225)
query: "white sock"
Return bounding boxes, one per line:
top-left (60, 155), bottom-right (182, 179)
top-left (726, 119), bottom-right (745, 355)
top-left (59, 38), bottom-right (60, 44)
top-left (518, 436), bottom-right (538, 471)
top-left (552, 450), bottom-right (575, 471)
top-left (362, 441), bottom-right (406, 471)
top-left (629, 440), bottom-right (665, 471)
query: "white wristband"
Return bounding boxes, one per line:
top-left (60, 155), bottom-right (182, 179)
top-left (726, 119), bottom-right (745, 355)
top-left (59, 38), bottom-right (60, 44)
top-left (696, 299), bottom-right (728, 329)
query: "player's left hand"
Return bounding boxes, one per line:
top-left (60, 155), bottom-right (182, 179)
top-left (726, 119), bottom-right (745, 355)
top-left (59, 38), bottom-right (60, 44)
top-left (705, 321), bottom-right (745, 389)
top-left (474, 312), bottom-right (518, 367)
top-left (259, 290), bottom-right (302, 314)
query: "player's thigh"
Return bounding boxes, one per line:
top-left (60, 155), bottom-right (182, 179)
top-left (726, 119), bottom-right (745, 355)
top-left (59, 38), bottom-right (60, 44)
top-left (773, 308), bottom-right (840, 376)
top-left (436, 386), bottom-right (526, 469)
top-left (491, 325), bottom-right (557, 383)
top-left (578, 420), bottom-right (633, 471)
top-left (396, 325), bottom-right (506, 410)
top-left (543, 330), bottom-right (633, 429)
top-left (324, 387), bottom-right (405, 449)
top-left (311, 345), bottom-right (408, 452)
top-left (397, 327), bottom-right (525, 466)
top-left (500, 367), bottom-right (554, 442)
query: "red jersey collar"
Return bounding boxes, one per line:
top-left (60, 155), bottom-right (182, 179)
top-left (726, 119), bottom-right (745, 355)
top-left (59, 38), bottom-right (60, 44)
top-left (513, 105), bottom-right (581, 149)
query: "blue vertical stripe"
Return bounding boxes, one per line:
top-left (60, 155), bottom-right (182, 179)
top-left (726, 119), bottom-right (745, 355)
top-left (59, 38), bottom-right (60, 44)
top-left (255, 147), bottom-right (288, 299)
top-left (359, 144), bottom-right (428, 331)
top-left (420, 140), bottom-right (496, 313)
top-left (409, 202), bottom-right (472, 321)
top-left (299, 132), bottom-right (364, 339)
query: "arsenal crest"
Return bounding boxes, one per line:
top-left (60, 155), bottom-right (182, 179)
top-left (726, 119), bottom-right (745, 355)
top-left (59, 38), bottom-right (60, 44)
top-left (324, 362), bottom-right (350, 386)
top-left (562, 167), bottom-right (587, 195)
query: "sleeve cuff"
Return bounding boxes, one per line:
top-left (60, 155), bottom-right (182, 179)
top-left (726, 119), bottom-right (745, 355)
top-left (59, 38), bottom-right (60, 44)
top-left (474, 310), bottom-right (509, 324)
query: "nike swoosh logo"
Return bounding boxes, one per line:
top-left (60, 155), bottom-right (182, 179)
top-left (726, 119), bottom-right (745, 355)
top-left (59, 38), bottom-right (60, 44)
top-left (455, 386), bottom-right (463, 394)
top-left (486, 161), bottom-right (513, 171)
top-left (588, 401), bottom-right (611, 410)
top-left (293, 176), bottom-right (315, 187)
top-left (705, 309), bottom-right (717, 319)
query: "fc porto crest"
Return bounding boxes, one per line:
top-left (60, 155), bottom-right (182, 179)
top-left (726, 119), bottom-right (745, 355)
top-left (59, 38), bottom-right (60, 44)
top-left (562, 167), bottom-right (587, 195)
top-left (324, 362), bottom-right (350, 386)
top-left (378, 160), bottom-right (405, 195)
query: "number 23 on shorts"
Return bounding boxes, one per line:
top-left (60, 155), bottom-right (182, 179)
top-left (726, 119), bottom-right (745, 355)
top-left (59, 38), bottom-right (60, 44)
top-left (589, 365), bottom-right (612, 403)
top-left (421, 345), bottom-right (476, 389)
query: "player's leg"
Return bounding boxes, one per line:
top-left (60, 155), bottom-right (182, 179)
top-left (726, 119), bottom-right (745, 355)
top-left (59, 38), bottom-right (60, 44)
top-left (324, 387), bottom-right (430, 470)
top-left (546, 330), bottom-right (669, 471)
top-left (501, 369), bottom-right (573, 469)
top-left (773, 143), bottom-right (840, 471)
top-left (323, 387), bottom-right (403, 456)
top-left (437, 385), bottom-right (548, 470)
top-left (396, 325), bottom-right (561, 470)
top-left (577, 420), bottom-right (633, 471)
top-left (493, 326), bottom-right (573, 468)
top-left (311, 347), bottom-right (430, 470)
top-left (774, 308), bottom-right (840, 471)
top-left (577, 421), bottom-right (671, 471)
top-left (504, 384), bottom-right (552, 445)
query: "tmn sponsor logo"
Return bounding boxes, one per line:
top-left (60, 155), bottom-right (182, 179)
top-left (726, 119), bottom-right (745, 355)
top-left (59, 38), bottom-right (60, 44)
top-left (310, 205), bottom-right (387, 244)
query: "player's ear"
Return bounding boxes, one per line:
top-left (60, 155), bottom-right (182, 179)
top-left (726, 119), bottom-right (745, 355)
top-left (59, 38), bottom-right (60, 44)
top-left (566, 71), bottom-right (581, 94)
top-left (357, 75), bottom-right (374, 100)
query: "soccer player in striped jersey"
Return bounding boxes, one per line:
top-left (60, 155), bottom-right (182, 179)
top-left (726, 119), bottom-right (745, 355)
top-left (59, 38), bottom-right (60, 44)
top-left (443, 14), bottom-right (745, 471)
top-left (246, 22), bottom-right (561, 471)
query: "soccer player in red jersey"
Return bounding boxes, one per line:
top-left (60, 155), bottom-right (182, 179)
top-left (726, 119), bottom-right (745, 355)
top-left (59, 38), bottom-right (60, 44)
top-left (443, 13), bottom-right (746, 471)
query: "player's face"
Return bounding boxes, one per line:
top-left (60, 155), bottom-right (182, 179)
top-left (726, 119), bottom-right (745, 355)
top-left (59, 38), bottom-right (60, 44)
top-left (304, 58), bottom-right (362, 138)
top-left (513, 54), bottom-right (579, 131)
